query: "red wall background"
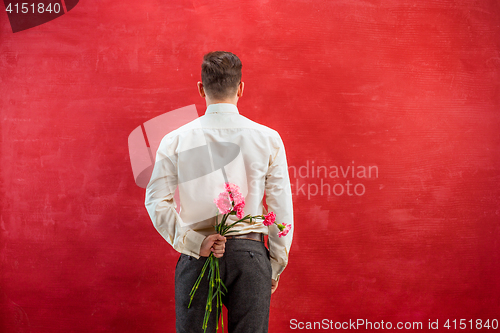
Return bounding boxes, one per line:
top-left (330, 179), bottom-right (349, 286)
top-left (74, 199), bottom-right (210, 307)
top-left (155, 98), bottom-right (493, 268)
top-left (1, 1), bottom-right (499, 332)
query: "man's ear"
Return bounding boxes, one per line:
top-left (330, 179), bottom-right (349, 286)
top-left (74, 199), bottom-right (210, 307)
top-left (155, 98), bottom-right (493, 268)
top-left (237, 82), bottom-right (244, 98)
top-left (197, 82), bottom-right (206, 98)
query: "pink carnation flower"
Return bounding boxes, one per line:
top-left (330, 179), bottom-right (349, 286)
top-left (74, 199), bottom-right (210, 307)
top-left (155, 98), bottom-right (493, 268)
top-left (225, 182), bottom-right (243, 202)
top-left (263, 212), bottom-right (276, 226)
top-left (224, 182), bottom-right (240, 194)
top-left (277, 223), bottom-right (291, 237)
top-left (234, 203), bottom-right (245, 219)
top-left (215, 183), bottom-right (246, 218)
top-left (214, 191), bottom-right (232, 215)
top-left (224, 182), bottom-right (245, 215)
top-left (232, 191), bottom-right (245, 208)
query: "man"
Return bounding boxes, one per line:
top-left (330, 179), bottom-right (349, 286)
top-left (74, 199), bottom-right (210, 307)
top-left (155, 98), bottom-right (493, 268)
top-left (145, 51), bottom-right (293, 333)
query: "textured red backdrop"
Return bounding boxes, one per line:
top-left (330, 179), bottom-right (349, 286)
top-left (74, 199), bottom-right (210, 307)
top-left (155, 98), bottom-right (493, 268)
top-left (1, 1), bottom-right (499, 332)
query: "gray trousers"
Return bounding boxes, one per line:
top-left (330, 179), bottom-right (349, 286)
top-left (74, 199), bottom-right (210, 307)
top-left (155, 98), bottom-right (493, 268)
top-left (175, 238), bottom-right (272, 333)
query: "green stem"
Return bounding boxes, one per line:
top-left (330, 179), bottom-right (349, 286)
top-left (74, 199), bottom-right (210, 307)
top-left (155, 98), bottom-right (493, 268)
top-left (202, 258), bottom-right (214, 332)
top-left (188, 254), bottom-right (212, 308)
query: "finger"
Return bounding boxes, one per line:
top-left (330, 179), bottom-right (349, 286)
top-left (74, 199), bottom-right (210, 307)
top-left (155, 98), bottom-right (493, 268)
top-left (216, 234), bottom-right (227, 242)
top-left (212, 247), bottom-right (225, 253)
top-left (213, 241), bottom-right (225, 249)
top-left (271, 280), bottom-right (278, 294)
top-left (211, 249), bottom-right (224, 258)
top-left (211, 247), bottom-right (225, 254)
top-left (209, 234), bottom-right (220, 242)
top-left (214, 240), bottom-right (226, 247)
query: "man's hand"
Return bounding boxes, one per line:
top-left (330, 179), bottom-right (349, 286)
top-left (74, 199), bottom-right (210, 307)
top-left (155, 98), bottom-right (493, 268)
top-left (200, 234), bottom-right (226, 258)
top-left (271, 279), bottom-right (279, 294)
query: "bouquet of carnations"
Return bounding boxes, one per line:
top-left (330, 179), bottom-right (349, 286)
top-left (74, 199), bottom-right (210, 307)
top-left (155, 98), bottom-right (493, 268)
top-left (188, 182), bottom-right (291, 332)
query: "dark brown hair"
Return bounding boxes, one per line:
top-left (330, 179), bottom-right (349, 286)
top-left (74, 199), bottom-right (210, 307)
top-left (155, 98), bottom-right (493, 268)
top-left (201, 51), bottom-right (242, 100)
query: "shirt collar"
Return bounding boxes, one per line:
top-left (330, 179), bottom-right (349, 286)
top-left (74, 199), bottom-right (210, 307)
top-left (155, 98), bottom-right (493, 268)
top-left (205, 103), bottom-right (239, 115)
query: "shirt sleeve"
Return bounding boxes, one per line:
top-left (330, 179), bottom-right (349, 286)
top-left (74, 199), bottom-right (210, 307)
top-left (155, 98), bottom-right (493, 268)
top-left (265, 133), bottom-right (294, 281)
top-left (144, 135), bottom-right (206, 258)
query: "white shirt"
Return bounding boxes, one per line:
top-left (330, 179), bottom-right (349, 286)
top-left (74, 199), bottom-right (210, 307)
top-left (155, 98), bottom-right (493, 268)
top-left (144, 103), bottom-right (293, 280)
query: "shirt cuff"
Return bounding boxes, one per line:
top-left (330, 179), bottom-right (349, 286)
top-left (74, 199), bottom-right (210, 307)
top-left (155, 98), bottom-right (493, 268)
top-left (181, 230), bottom-right (206, 259)
top-left (271, 260), bottom-right (286, 281)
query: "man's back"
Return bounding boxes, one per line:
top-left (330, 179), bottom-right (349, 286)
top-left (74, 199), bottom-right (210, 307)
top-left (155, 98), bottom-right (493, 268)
top-left (146, 102), bottom-right (293, 280)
